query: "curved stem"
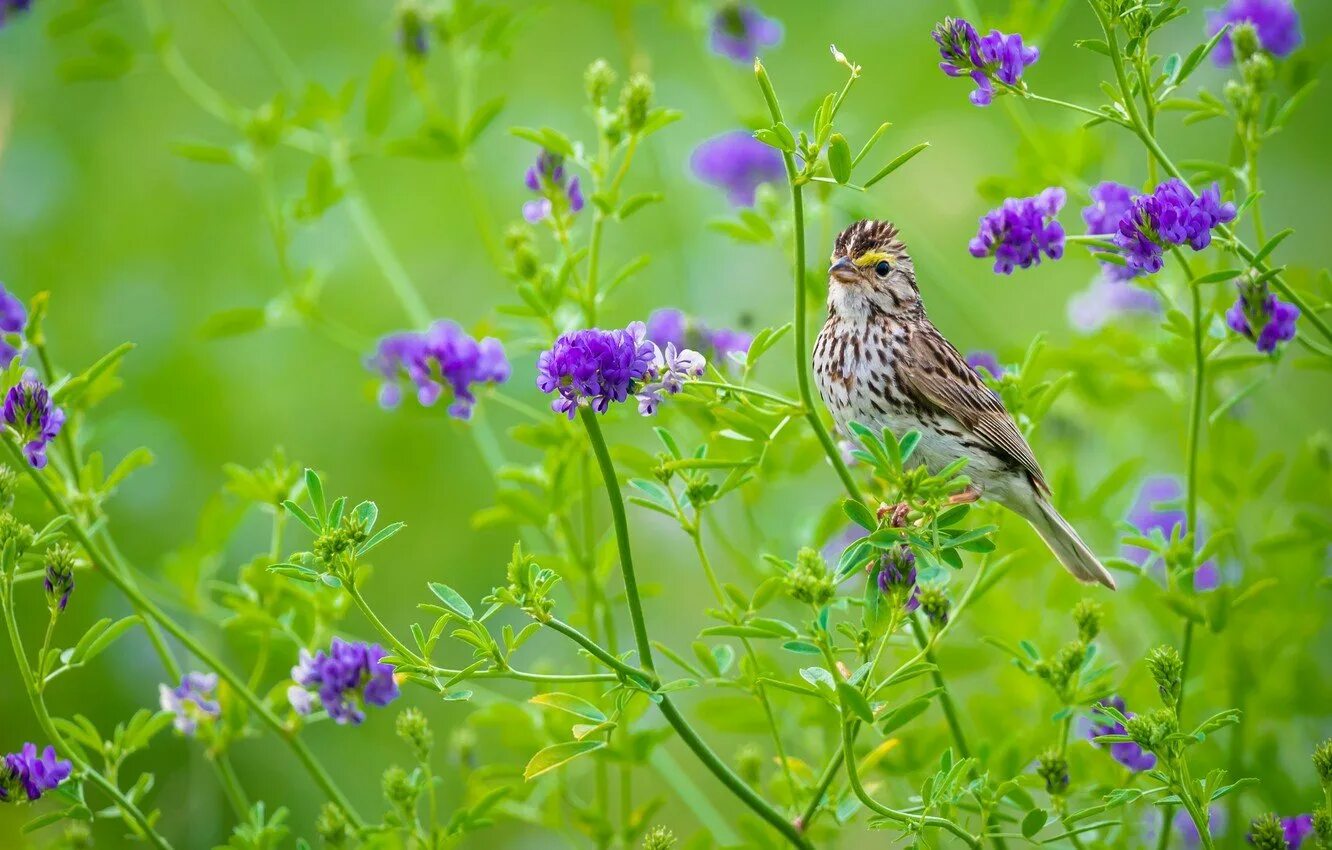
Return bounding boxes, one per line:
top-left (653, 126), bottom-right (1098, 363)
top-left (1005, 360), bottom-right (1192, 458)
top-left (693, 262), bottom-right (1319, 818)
top-left (690, 380), bottom-right (802, 408)
top-left (545, 617), bottom-right (651, 684)
top-left (345, 580), bottom-right (423, 666)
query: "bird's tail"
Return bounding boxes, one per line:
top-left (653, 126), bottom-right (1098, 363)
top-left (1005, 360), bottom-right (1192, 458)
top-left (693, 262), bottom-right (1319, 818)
top-left (1024, 497), bottom-right (1117, 590)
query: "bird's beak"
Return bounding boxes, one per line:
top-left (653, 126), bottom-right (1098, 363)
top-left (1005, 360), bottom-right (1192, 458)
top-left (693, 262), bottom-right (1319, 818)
top-left (829, 256), bottom-right (858, 285)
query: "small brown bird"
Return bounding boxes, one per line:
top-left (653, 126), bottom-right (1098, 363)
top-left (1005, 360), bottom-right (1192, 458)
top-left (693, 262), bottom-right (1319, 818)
top-left (813, 220), bottom-right (1115, 589)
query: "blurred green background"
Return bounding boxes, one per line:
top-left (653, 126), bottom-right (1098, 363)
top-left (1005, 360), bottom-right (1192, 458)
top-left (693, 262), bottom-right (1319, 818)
top-left (1, 0), bottom-right (1329, 847)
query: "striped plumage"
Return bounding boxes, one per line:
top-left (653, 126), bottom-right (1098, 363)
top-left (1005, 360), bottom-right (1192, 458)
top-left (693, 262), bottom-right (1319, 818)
top-left (814, 220), bottom-right (1115, 589)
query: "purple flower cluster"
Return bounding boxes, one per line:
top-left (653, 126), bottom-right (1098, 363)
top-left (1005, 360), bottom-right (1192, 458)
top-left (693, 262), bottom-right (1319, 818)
top-left (1083, 182), bottom-right (1141, 283)
top-left (0, 0), bottom-right (34, 28)
top-left (1225, 280), bottom-right (1299, 353)
top-left (1208, 0), bottom-right (1302, 66)
top-left (3, 378), bottom-right (65, 469)
top-left (1088, 696), bottom-right (1157, 772)
top-left (1067, 279), bottom-right (1160, 332)
top-left (932, 17), bottom-right (1040, 106)
top-left (690, 131), bottom-right (786, 207)
top-left (1124, 477), bottom-right (1220, 591)
top-left (536, 321), bottom-right (705, 419)
top-left (1247, 814), bottom-right (1314, 848)
top-left (646, 308), bottom-right (752, 366)
top-left (965, 351), bottom-right (1005, 379)
top-left (288, 638), bottom-right (400, 726)
top-left (523, 150), bottom-right (584, 224)
top-left (709, 3), bottom-right (782, 64)
top-left (0, 743), bottom-right (71, 802)
top-left (367, 321), bottom-right (509, 419)
top-left (1113, 180), bottom-right (1236, 275)
top-left (876, 546), bottom-right (920, 613)
top-left (159, 672), bottom-right (221, 736)
top-left (0, 285), bottom-right (25, 364)
top-left (969, 188), bottom-right (1066, 274)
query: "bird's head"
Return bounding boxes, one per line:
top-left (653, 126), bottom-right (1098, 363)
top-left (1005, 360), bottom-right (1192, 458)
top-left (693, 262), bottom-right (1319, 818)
top-left (827, 219), bottom-right (919, 319)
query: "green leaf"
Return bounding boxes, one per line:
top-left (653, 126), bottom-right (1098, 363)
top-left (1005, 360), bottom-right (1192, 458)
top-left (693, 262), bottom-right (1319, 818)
top-left (879, 693), bottom-right (936, 736)
top-left (530, 692), bottom-right (607, 723)
top-left (842, 498), bottom-right (876, 531)
top-left (1022, 808), bottom-right (1049, 839)
top-left (364, 54), bottom-right (395, 136)
top-left (617, 192), bottom-right (663, 219)
top-left (52, 342), bottom-right (134, 406)
top-left (1250, 228), bottom-right (1293, 266)
top-left (699, 625), bottom-right (779, 639)
top-left (1191, 269), bottom-right (1243, 285)
top-left (463, 97), bottom-right (506, 146)
top-left (304, 469), bottom-right (326, 522)
top-left (282, 500), bottom-right (321, 534)
top-left (827, 133), bottom-right (852, 184)
top-left (198, 307), bottom-right (267, 340)
top-left (358, 521), bottom-right (405, 555)
top-left (863, 142), bottom-right (929, 188)
top-left (76, 616), bottom-right (141, 665)
top-left (170, 141), bottom-right (235, 165)
top-left (523, 740), bottom-right (606, 781)
top-left (428, 582), bottom-right (474, 619)
top-left (837, 681), bottom-right (875, 723)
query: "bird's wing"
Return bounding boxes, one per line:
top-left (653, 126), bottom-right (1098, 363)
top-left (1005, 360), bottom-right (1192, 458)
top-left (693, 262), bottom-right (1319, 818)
top-left (897, 323), bottom-right (1049, 493)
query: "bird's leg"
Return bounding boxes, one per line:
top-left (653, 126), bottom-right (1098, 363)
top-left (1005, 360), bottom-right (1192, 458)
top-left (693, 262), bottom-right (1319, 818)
top-left (876, 502), bottom-right (911, 528)
top-left (947, 486), bottom-right (982, 506)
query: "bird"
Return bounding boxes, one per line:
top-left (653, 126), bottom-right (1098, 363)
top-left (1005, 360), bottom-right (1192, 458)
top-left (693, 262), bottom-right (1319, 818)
top-left (812, 219), bottom-right (1116, 590)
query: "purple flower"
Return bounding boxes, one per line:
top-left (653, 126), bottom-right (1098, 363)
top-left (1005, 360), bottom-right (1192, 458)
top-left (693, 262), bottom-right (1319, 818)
top-left (537, 322), bottom-right (705, 419)
top-left (876, 546), bottom-right (920, 613)
top-left (1208, 0), bottom-right (1301, 65)
top-left (1082, 182), bottom-right (1143, 283)
top-left (1089, 696), bottom-right (1157, 772)
top-left (159, 672), bottom-right (221, 736)
top-left (1147, 806), bottom-right (1229, 849)
top-left (646, 308), bottom-right (752, 367)
top-left (522, 150), bottom-right (583, 223)
top-left (1225, 279), bottom-right (1299, 353)
top-left (1281, 815), bottom-right (1314, 849)
top-left (367, 321), bottom-right (509, 419)
top-left (2, 379), bottom-right (65, 469)
top-left (43, 550), bottom-right (75, 613)
top-left (0, 743), bottom-right (72, 802)
top-left (1124, 477), bottom-right (1219, 590)
top-left (709, 3), bottom-right (782, 64)
top-left (288, 638), bottom-right (400, 726)
top-left (690, 131), bottom-right (786, 207)
top-left (1113, 179), bottom-right (1235, 274)
top-left (932, 17), bottom-right (1039, 106)
top-left (1067, 279), bottom-right (1160, 332)
top-left (0, 0), bottom-right (34, 28)
top-left (969, 188), bottom-right (1066, 274)
top-left (965, 351), bottom-right (1004, 378)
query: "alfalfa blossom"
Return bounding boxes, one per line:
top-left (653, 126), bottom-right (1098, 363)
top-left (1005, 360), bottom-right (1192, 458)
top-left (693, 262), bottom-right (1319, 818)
top-left (969, 188), bottom-right (1066, 274)
top-left (646, 308), bottom-right (752, 366)
top-left (366, 321), bottom-right (510, 419)
top-left (0, 285), bottom-right (25, 365)
top-left (689, 131), bottom-right (785, 207)
top-left (708, 2), bottom-right (782, 65)
top-left (1208, 0), bottom-right (1302, 66)
top-left (159, 672), bottom-right (221, 736)
top-left (1113, 179), bottom-right (1236, 275)
top-left (42, 543), bottom-right (76, 613)
top-left (1082, 182), bottom-right (1142, 283)
top-left (1088, 696), bottom-right (1157, 772)
top-left (965, 351), bottom-right (1005, 378)
top-left (536, 322), bottom-right (705, 419)
top-left (522, 149), bottom-right (584, 224)
top-left (288, 638), bottom-right (400, 726)
top-left (1067, 278), bottom-right (1160, 332)
top-left (1225, 277), bottom-right (1300, 353)
top-left (1246, 813), bottom-right (1314, 849)
top-left (876, 545), bottom-right (920, 613)
top-left (2, 378), bottom-right (65, 469)
top-left (1124, 477), bottom-right (1220, 590)
top-left (932, 17), bottom-right (1040, 106)
top-left (0, 744), bottom-right (72, 803)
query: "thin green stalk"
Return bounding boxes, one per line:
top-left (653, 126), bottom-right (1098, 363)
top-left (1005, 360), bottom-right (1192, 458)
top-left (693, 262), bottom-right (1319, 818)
top-left (213, 754), bottom-right (251, 819)
top-left (546, 617), bottom-right (650, 684)
top-left (1, 587), bottom-right (173, 849)
top-left (345, 580), bottom-right (423, 666)
top-left (691, 380), bottom-right (801, 408)
top-left (6, 438), bottom-right (365, 828)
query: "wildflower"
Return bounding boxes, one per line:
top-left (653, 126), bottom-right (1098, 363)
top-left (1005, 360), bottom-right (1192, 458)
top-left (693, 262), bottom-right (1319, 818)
top-left (1113, 179), bottom-right (1236, 275)
top-left (969, 188), bottom-right (1066, 274)
top-left (646, 308), bottom-right (752, 366)
top-left (367, 321), bottom-right (509, 419)
top-left (159, 672), bottom-right (221, 736)
top-left (708, 2), bottom-right (782, 65)
top-left (536, 322), bottom-right (705, 419)
top-left (876, 546), bottom-right (920, 613)
top-left (1088, 696), bottom-right (1157, 772)
top-left (2, 378), bottom-right (65, 469)
top-left (1208, 0), bottom-right (1301, 66)
top-left (965, 351), bottom-right (1004, 378)
top-left (522, 150), bottom-right (584, 223)
top-left (1225, 277), bottom-right (1299, 353)
top-left (1067, 278), bottom-right (1160, 332)
top-left (289, 638), bottom-right (400, 725)
top-left (1082, 182), bottom-right (1143, 282)
top-left (785, 547), bottom-right (835, 607)
top-left (0, 0), bottom-right (35, 28)
top-left (0, 743), bottom-right (72, 802)
top-left (932, 17), bottom-right (1040, 106)
top-left (1123, 477), bottom-right (1220, 590)
top-left (689, 131), bottom-right (785, 207)
top-left (0, 285), bottom-right (25, 365)
top-left (1247, 813), bottom-right (1313, 849)
top-left (43, 543), bottom-right (76, 613)
top-left (0, 513), bottom-right (34, 558)
top-left (918, 584), bottom-right (950, 627)
top-left (1036, 750), bottom-right (1069, 796)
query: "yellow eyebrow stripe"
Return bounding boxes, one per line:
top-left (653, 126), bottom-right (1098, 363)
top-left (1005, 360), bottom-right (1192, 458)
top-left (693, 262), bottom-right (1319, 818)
top-left (853, 250), bottom-right (894, 267)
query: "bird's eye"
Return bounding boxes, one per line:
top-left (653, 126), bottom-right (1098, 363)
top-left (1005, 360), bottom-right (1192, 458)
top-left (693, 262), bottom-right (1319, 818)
top-left (874, 260), bottom-right (892, 277)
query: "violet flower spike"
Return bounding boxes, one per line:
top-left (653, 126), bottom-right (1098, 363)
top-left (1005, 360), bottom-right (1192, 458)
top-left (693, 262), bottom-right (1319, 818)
top-left (2, 378), bottom-right (65, 469)
top-left (159, 672), bottom-right (222, 736)
top-left (0, 743), bottom-right (72, 802)
top-left (1207, 0), bottom-right (1302, 66)
top-left (689, 132), bottom-right (785, 207)
top-left (969, 188), bottom-right (1066, 274)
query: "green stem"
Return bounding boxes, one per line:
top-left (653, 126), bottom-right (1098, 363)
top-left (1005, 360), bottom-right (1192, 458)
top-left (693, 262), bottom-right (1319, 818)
top-left (6, 438), bottom-right (365, 828)
top-left (345, 580), bottom-right (423, 666)
top-left (691, 380), bottom-right (802, 408)
top-left (545, 618), bottom-right (651, 684)
top-left (911, 616), bottom-right (972, 760)
top-left (213, 754), bottom-right (251, 819)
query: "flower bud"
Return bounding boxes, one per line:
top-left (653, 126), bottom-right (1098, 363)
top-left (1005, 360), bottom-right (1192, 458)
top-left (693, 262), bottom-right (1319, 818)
top-left (1072, 598), bottom-right (1102, 643)
top-left (396, 707), bottom-right (433, 761)
top-left (1146, 645), bottom-right (1183, 709)
top-left (1125, 707), bottom-right (1177, 753)
top-left (382, 765), bottom-right (420, 808)
top-left (1246, 814), bottom-right (1289, 850)
top-left (620, 73), bottom-right (653, 134)
top-left (785, 547), bottom-right (835, 607)
top-left (1242, 53), bottom-right (1275, 91)
top-left (1231, 22), bottom-right (1261, 63)
top-left (1313, 808), bottom-right (1331, 848)
top-left (43, 543), bottom-right (76, 613)
top-left (584, 59), bottom-right (617, 107)
top-left (0, 464), bottom-right (17, 509)
top-left (1314, 738), bottom-right (1332, 787)
top-left (1036, 750), bottom-right (1069, 796)
top-left (397, 6), bottom-right (430, 58)
top-left (918, 584), bottom-right (950, 628)
top-left (315, 802), bottom-right (353, 848)
top-left (0, 512), bottom-right (35, 560)
top-left (642, 825), bottom-right (676, 850)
